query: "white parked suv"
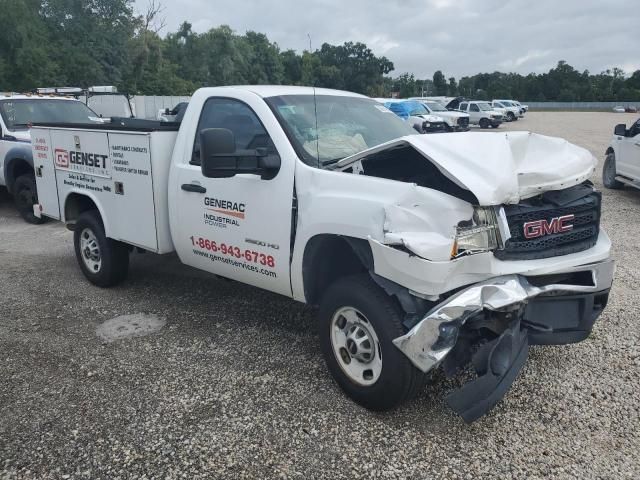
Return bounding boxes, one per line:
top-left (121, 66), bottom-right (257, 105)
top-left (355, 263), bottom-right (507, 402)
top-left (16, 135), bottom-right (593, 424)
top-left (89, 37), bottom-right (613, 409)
top-left (457, 101), bottom-right (504, 128)
top-left (495, 100), bottom-right (526, 118)
top-left (603, 118), bottom-right (640, 190)
top-left (409, 98), bottom-right (470, 131)
top-left (491, 100), bottom-right (520, 122)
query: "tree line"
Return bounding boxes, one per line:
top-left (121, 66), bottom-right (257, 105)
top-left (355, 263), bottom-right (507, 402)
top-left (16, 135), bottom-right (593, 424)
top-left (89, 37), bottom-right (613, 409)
top-left (1, 0), bottom-right (639, 102)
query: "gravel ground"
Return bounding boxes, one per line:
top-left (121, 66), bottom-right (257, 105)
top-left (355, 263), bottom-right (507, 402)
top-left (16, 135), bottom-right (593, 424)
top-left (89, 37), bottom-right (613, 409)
top-left (1, 112), bottom-right (639, 479)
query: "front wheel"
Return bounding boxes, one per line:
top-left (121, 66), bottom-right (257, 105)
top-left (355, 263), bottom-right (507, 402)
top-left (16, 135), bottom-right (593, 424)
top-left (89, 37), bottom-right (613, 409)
top-left (13, 174), bottom-right (47, 224)
top-left (603, 153), bottom-right (623, 189)
top-left (74, 210), bottom-right (129, 287)
top-left (319, 274), bottom-right (427, 411)
top-left (479, 118), bottom-right (490, 129)
top-left (507, 112), bottom-right (516, 122)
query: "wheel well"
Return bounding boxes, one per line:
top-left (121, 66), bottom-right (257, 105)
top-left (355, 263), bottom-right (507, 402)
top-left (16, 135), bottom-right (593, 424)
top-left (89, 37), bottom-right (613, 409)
top-left (302, 235), bottom-right (372, 305)
top-left (64, 194), bottom-right (99, 228)
top-left (7, 159), bottom-right (33, 193)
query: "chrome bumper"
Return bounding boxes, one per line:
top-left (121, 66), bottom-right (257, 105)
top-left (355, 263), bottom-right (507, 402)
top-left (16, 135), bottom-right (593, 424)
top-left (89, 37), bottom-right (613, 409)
top-left (393, 259), bottom-right (615, 373)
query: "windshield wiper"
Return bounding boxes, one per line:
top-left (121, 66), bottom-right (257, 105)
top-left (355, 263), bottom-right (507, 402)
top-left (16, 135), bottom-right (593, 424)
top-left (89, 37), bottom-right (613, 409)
top-left (321, 157), bottom-right (343, 167)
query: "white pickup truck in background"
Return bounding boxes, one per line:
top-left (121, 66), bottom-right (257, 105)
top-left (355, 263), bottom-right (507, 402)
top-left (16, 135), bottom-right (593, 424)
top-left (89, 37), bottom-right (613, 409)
top-left (31, 85), bottom-right (614, 422)
top-left (603, 118), bottom-right (640, 190)
top-left (0, 93), bottom-right (102, 223)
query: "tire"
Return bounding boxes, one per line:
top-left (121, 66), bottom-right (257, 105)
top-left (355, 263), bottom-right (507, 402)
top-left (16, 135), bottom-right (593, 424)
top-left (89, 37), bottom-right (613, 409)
top-left (319, 274), bottom-right (427, 411)
top-left (73, 210), bottom-right (129, 287)
top-left (603, 152), bottom-right (624, 189)
top-left (507, 112), bottom-right (516, 122)
top-left (479, 118), bottom-right (490, 129)
top-left (13, 174), bottom-right (47, 224)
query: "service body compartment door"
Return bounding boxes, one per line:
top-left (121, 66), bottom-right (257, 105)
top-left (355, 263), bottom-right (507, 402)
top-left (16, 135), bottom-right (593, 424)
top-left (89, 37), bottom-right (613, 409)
top-left (51, 129), bottom-right (159, 252)
top-left (108, 133), bottom-right (158, 250)
top-left (31, 128), bottom-right (61, 220)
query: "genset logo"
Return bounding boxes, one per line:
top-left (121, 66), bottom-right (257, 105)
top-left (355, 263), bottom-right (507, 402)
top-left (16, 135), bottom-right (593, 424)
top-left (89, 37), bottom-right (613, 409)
top-left (55, 148), bottom-right (69, 168)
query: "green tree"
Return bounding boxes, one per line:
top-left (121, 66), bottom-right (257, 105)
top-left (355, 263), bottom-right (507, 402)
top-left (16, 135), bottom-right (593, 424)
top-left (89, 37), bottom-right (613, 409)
top-left (432, 70), bottom-right (447, 96)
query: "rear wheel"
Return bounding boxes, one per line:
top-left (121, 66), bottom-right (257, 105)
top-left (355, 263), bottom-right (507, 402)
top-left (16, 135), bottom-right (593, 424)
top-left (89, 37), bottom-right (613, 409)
top-left (13, 174), bottom-right (47, 224)
top-left (74, 210), bottom-right (129, 287)
top-left (319, 274), bottom-right (427, 411)
top-left (603, 152), bottom-right (623, 189)
top-left (479, 118), bottom-right (490, 129)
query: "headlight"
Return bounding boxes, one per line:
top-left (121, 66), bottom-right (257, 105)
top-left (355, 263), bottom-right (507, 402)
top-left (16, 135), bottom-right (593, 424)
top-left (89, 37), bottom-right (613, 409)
top-left (451, 207), bottom-right (509, 258)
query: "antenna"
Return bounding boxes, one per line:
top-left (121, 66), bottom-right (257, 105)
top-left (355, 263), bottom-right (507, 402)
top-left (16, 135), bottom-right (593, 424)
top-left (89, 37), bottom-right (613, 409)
top-left (308, 33), bottom-right (320, 167)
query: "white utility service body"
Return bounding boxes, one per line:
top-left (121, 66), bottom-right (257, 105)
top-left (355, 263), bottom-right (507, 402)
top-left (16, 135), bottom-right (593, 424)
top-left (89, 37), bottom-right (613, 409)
top-left (32, 86), bottom-right (614, 422)
top-left (32, 125), bottom-right (176, 253)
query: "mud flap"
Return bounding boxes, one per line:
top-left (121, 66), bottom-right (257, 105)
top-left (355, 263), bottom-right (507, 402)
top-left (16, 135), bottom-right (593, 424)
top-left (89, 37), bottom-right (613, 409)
top-left (446, 321), bottom-right (529, 423)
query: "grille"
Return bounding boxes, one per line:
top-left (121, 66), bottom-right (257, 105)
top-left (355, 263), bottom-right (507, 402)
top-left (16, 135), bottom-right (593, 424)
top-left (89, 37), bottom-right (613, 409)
top-left (457, 117), bottom-right (469, 127)
top-left (495, 187), bottom-right (601, 261)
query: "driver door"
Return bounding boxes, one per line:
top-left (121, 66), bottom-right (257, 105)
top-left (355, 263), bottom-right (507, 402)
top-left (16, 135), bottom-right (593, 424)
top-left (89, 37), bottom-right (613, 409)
top-left (172, 96), bottom-right (295, 297)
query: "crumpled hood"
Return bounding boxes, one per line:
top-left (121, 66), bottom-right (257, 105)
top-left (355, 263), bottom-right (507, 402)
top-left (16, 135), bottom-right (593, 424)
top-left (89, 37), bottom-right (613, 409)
top-left (338, 131), bottom-right (597, 205)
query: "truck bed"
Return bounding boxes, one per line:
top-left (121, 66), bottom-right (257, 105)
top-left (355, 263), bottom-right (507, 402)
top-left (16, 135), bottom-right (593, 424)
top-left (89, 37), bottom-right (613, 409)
top-left (32, 122), bottom-right (179, 254)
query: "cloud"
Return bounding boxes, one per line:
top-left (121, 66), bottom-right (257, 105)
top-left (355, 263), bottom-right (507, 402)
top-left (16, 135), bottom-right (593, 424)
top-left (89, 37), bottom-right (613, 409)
top-left (135, 0), bottom-right (639, 79)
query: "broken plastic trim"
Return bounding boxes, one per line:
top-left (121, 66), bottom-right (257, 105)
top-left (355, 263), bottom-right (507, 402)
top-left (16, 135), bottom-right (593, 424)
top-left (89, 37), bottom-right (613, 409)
top-left (392, 258), bottom-right (615, 373)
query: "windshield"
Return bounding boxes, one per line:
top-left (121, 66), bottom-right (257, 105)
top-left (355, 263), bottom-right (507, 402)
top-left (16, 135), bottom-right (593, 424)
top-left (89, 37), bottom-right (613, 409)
top-left (0, 99), bottom-right (99, 129)
top-left (425, 102), bottom-right (447, 112)
top-left (407, 103), bottom-right (429, 116)
top-left (477, 103), bottom-right (493, 111)
top-left (266, 95), bottom-right (417, 166)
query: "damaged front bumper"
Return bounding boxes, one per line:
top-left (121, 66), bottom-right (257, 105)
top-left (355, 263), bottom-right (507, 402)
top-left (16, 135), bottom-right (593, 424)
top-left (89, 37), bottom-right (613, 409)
top-left (392, 258), bottom-right (615, 422)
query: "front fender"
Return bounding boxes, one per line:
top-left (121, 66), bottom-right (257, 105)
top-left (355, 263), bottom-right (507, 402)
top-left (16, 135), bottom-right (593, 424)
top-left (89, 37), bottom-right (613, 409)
top-left (290, 163), bottom-right (473, 301)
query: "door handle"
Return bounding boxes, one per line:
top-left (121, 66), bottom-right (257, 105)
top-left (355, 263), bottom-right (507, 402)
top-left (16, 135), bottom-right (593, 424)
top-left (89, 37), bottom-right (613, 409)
top-left (634, 142), bottom-right (640, 147)
top-left (181, 183), bottom-right (206, 193)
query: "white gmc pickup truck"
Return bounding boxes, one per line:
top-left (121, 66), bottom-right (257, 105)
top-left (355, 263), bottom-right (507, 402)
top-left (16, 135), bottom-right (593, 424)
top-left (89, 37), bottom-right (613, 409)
top-left (31, 86), bottom-right (614, 422)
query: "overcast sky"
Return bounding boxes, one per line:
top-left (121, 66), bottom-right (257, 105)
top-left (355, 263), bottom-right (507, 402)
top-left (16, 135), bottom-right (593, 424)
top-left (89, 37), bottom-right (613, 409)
top-left (134, 0), bottom-right (639, 79)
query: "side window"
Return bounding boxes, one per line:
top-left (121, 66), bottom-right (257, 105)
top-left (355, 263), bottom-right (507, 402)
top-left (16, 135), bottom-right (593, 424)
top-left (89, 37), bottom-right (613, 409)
top-left (459, 102), bottom-right (467, 111)
top-left (191, 97), bottom-right (276, 165)
top-left (470, 104), bottom-right (480, 112)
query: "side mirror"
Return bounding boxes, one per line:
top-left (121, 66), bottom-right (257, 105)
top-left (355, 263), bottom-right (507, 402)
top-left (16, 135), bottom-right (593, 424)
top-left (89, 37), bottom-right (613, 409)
top-left (200, 128), bottom-right (280, 180)
top-left (614, 123), bottom-right (627, 137)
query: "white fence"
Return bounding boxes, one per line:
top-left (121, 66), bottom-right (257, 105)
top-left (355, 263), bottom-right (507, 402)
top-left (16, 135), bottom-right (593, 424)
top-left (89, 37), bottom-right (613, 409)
top-left (525, 101), bottom-right (639, 111)
top-left (84, 95), bottom-right (192, 119)
top-left (133, 96), bottom-right (192, 119)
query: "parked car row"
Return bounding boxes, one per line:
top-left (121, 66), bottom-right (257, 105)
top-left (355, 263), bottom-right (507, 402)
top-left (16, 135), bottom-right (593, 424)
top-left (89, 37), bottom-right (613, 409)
top-left (376, 96), bottom-right (527, 133)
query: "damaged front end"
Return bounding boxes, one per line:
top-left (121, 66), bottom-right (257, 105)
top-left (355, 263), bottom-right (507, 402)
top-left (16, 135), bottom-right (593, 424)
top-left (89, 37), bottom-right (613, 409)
top-left (392, 260), bottom-right (614, 422)
top-left (318, 129), bottom-right (613, 421)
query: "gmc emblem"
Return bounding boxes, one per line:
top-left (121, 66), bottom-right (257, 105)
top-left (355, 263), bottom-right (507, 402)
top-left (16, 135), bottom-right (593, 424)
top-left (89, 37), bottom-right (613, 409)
top-left (523, 214), bottom-right (575, 239)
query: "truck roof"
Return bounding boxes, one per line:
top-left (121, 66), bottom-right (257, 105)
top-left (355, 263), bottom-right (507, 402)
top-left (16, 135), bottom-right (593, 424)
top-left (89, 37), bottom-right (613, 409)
top-left (197, 85), bottom-right (367, 99)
